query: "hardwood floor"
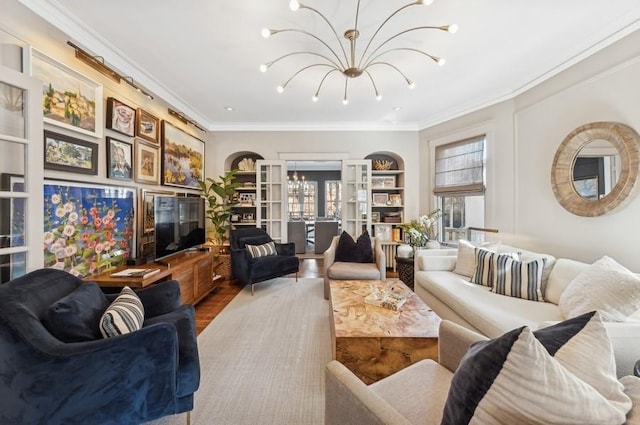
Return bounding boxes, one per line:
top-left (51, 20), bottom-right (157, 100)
top-left (194, 258), bottom-right (398, 334)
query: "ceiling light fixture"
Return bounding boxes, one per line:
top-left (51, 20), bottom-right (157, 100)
top-left (67, 41), bottom-right (154, 100)
top-left (260, 0), bottom-right (457, 104)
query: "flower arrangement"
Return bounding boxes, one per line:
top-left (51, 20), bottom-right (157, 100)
top-left (400, 209), bottom-right (442, 247)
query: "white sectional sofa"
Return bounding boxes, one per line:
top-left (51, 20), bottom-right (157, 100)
top-left (413, 244), bottom-right (640, 377)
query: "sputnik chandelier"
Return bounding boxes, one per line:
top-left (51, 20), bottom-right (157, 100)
top-left (260, 0), bottom-right (457, 104)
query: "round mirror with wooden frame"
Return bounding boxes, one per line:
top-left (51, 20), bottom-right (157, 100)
top-left (551, 121), bottom-right (640, 217)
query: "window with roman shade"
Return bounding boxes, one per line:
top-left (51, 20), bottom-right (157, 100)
top-left (434, 136), bottom-right (485, 195)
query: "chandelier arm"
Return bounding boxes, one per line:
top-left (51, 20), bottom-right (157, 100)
top-left (314, 69), bottom-right (341, 97)
top-left (281, 63), bottom-right (337, 90)
top-left (362, 25), bottom-right (450, 68)
top-left (266, 51), bottom-right (343, 72)
top-left (363, 47), bottom-right (441, 69)
top-left (367, 61), bottom-right (412, 85)
top-left (357, 1), bottom-right (421, 68)
top-left (272, 29), bottom-right (346, 69)
top-left (297, 5), bottom-right (350, 66)
top-left (363, 70), bottom-right (380, 98)
top-left (343, 78), bottom-right (349, 104)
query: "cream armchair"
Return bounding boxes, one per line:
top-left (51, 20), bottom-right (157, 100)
top-left (323, 235), bottom-right (386, 299)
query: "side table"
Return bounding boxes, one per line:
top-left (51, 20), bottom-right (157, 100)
top-left (395, 256), bottom-right (415, 291)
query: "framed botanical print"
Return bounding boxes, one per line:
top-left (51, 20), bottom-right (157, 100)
top-left (106, 97), bottom-right (136, 137)
top-left (44, 130), bottom-right (98, 175)
top-left (135, 139), bottom-right (160, 184)
top-left (106, 137), bottom-right (133, 180)
top-left (161, 121), bottom-right (204, 189)
top-left (135, 108), bottom-right (160, 144)
top-left (24, 46), bottom-right (103, 138)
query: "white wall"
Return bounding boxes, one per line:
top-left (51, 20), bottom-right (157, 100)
top-left (420, 28), bottom-right (640, 270)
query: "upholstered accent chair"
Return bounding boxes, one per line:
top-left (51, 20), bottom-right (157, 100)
top-left (230, 227), bottom-right (300, 295)
top-left (323, 233), bottom-right (386, 299)
top-left (0, 268), bottom-right (200, 425)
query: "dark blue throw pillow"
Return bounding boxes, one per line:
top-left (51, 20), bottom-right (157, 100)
top-left (335, 230), bottom-right (374, 263)
top-left (42, 282), bottom-right (110, 342)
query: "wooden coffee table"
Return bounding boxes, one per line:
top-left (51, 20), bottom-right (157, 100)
top-left (329, 279), bottom-right (441, 384)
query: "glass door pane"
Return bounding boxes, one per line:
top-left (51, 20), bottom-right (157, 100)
top-left (256, 160), bottom-right (286, 242)
top-left (341, 160), bottom-right (371, 237)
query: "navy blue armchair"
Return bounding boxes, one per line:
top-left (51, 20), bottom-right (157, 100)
top-left (230, 228), bottom-right (300, 295)
top-left (0, 268), bottom-right (200, 425)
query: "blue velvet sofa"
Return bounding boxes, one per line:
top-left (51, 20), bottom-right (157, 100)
top-left (230, 228), bottom-right (300, 295)
top-left (0, 268), bottom-right (200, 424)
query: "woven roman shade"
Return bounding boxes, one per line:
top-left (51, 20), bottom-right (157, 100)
top-left (434, 136), bottom-right (485, 195)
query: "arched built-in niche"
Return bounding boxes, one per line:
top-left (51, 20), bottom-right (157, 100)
top-left (551, 122), bottom-right (640, 217)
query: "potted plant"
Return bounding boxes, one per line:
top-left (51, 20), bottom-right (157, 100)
top-left (198, 169), bottom-right (242, 254)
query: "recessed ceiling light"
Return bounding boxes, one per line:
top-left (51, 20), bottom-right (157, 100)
top-left (392, 106), bottom-right (402, 111)
top-left (224, 106), bottom-right (234, 112)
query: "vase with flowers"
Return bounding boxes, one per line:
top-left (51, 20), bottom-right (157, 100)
top-left (399, 209), bottom-right (442, 254)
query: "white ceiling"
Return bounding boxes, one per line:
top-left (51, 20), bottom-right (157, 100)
top-left (20, 0), bottom-right (640, 131)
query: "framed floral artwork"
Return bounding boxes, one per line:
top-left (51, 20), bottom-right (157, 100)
top-left (43, 180), bottom-right (136, 278)
top-left (24, 46), bottom-right (103, 138)
top-left (135, 108), bottom-right (160, 144)
top-left (44, 130), bottom-right (98, 175)
top-left (106, 97), bottom-right (136, 137)
top-left (106, 137), bottom-right (133, 181)
top-left (161, 121), bottom-right (204, 189)
top-left (135, 139), bottom-right (160, 184)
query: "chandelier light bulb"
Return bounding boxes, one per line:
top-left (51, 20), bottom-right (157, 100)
top-left (259, 64), bottom-right (268, 72)
top-left (289, 0), bottom-right (300, 11)
top-left (408, 81), bottom-right (416, 90)
top-left (342, 98), bottom-right (349, 105)
top-left (312, 95), bottom-right (319, 102)
top-left (277, 85), bottom-right (284, 93)
top-left (447, 24), bottom-right (458, 34)
top-left (376, 94), bottom-right (382, 101)
top-left (437, 57), bottom-right (446, 66)
top-left (261, 28), bottom-right (272, 38)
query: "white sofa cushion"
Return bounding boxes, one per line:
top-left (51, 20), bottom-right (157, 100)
top-left (545, 258), bottom-right (590, 305)
top-left (559, 256), bottom-right (640, 322)
top-left (452, 239), bottom-right (500, 278)
top-left (417, 271), bottom-right (563, 338)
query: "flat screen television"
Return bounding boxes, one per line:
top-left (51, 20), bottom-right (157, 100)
top-left (154, 195), bottom-right (205, 260)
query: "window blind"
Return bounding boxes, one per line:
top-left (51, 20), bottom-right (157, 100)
top-left (434, 136), bottom-right (485, 195)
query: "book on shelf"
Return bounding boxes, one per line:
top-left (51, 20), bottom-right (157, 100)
top-left (110, 268), bottom-right (160, 278)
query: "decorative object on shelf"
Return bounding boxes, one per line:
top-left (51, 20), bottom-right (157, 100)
top-left (372, 193), bottom-right (389, 206)
top-left (364, 282), bottom-right (407, 311)
top-left (162, 121), bottom-right (205, 189)
top-left (198, 169), bottom-right (241, 249)
top-left (399, 208), bottom-right (442, 248)
top-left (373, 159), bottom-right (394, 170)
top-left (106, 137), bottom-right (133, 181)
top-left (372, 175), bottom-right (396, 188)
top-left (260, 0), bottom-right (457, 104)
top-left (106, 97), bottom-right (136, 137)
top-left (44, 130), bottom-right (98, 175)
top-left (389, 194), bottom-right (402, 206)
top-left (238, 157), bottom-right (256, 171)
top-left (25, 46), bottom-right (104, 138)
top-left (238, 192), bottom-right (256, 206)
top-left (383, 211), bottom-right (402, 223)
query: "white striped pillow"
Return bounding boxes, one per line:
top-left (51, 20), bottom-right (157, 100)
top-left (246, 241), bottom-right (277, 259)
top-left (492, 255), bottom-right (546, 301)
top-left (99, 286), bottom-right (144, 338)
top-left (471, 248), bottom-right (519, 287)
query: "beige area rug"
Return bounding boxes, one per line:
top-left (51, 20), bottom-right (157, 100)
top-left (145, 277), bottom-right (331, 425)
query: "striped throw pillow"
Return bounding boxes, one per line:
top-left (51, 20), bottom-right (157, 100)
top-left (471, 248), bottom-right (519, 287)
top-left (99, 286), bottom-right (144, 338)
top-left (247, 241), bottom-right (277, 259)
top-left (492, 255), bottom-right (546, 301)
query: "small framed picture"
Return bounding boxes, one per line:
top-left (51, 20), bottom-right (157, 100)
top-left (134, 139), bottom-right (160, 184)
top-left (135, 108), bottom-right (160, 144)
top-left (107, 137), bottom-right (133, 180)
top-left (106, 97), bottom-right (136, 137)
top-left (242, 213), bottom-right (254, 222)
top-left (371, 212), bottom-right (380, 223)
top-left (389, 194), bottom-right (402, 206)
top-left (44, 130), bottom-right (98, 175)
top-left (373, 193), bottom-right (389, 206)
top-left (230, 213), bottom-right (241, 223)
